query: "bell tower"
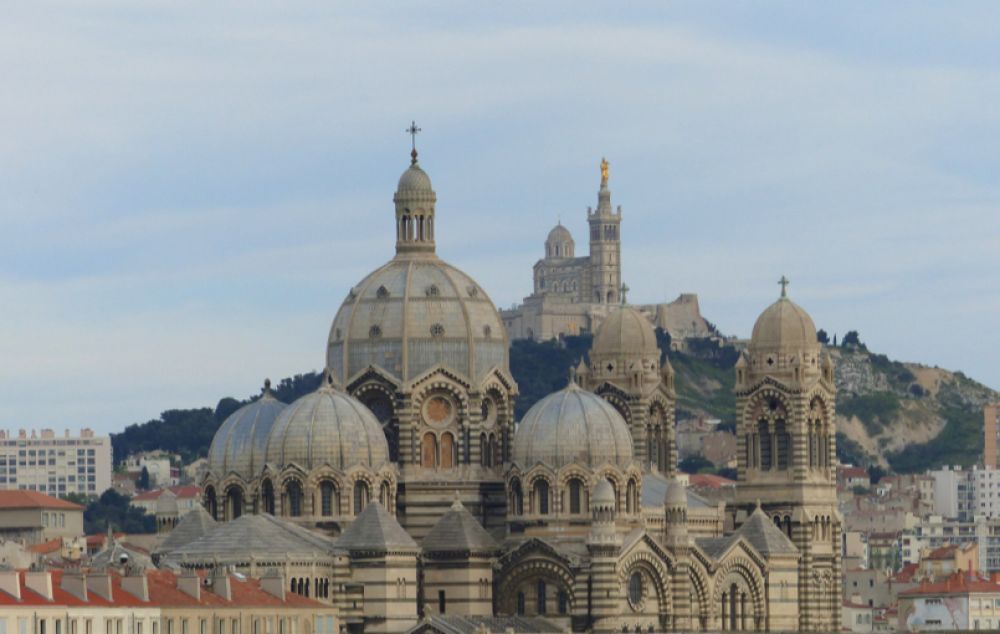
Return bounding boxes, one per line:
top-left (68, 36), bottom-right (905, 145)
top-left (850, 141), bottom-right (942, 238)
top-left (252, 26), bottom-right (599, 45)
top-left (734, 278), bottom-right (840, 632)
top-left (587, 158), bottom-right (622, 304)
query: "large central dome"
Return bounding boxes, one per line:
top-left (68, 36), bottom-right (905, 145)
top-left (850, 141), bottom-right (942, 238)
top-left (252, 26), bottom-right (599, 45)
top-left (326, 155), bottom-right (508, 386)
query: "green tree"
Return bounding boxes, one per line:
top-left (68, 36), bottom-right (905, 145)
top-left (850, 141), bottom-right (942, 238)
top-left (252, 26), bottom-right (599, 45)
top-left (679, 453), bottom-right (714, 474)
top-left (816, 329), bottom-right (829, 345)
top-left (841, 330), bottom-right (864, 349)
top-left (137, 466), bottom-right (150, 490)
top-left (82, 489), bottom-right (155, 534)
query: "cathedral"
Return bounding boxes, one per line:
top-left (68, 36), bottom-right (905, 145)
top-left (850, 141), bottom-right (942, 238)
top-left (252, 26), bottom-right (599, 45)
top-left (189, 144), bottom-right (842, 633)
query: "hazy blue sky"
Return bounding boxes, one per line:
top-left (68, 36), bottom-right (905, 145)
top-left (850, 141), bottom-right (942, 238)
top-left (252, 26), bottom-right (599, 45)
top-left (1, 2), bottom-right (998, 435)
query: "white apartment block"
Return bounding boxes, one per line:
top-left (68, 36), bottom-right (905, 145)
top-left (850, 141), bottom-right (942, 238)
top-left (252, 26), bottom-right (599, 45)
top-left (931, 466), bottom-right (976, 521)
top-left (972, 466), bottom-right (1000, 519)
top-left (0, 428), bottom-right (112, 497)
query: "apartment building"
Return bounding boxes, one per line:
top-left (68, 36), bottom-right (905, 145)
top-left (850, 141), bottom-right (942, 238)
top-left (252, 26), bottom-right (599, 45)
top-left (0, 428), bottom-right (112, 496)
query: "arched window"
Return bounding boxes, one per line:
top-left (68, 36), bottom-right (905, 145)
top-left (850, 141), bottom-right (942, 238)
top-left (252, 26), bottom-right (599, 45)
top-left (775, 419), bottom-right (790, 469)
top-left (225, 487), bottom-right (242, 520)
top-left (440, 432), bottom-right (455, 469)
top-left (319, 481), bottom-right (336, 517)
top-left (536, 580), bottom-right (547, 614)
top-left (488, 434), bottom-right (498, 467)
top-left (534, 480), bottom-right (550, 515)
top-left (261, 479), bottom-right (275, 515)
top-left (628, 572), bottom-right (643, 607)
top-left (626, 479), bottom-right (638, 514)
top-left (516, 592), bottom-right (525, 615)
top-left (480, 433), bottom-right (488, 467)
top-left (421, 433), bottom-right (438, 468)
top-left (569, 479), bottom-right (583, 514)
top-left (380, 481), bottom-right (391, 507)
top-left (286, 480), bottom-right (303, 517)
top-left (511, 478), bottom-right (524, 515)
top-left (557, 590), bottom-right (568, 615)
top-left (354, 480), bottom-right (369, 515)
top-left (758, 420), bottom-right (772, 470)
top-left (205, 486), bottom-right (217, 520)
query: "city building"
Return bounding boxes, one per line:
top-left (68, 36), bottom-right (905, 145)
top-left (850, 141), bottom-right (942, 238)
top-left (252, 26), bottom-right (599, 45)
top-left (499, 160), bottom-right (714, 344)
top-left (917, 543), bottom-right (979, 579)
top-left (131, 485), bottom-right (202, 516)
top-left (898, 571), bottom-right (1000, 631)
top-left (0, 428), bottom-right (112, 496)
top-left (0, 490), bottom-right (84, 543)
top-left (192, 150), bottom-right (843, 632)
top-left (0, 567), bottom-right (337, 634)
top-left (931, 466), bottom-right (976, 521)
top-left (125, 451), bottom-right (180, 488)
top-left (985, 403), bottom-right (1000, 469)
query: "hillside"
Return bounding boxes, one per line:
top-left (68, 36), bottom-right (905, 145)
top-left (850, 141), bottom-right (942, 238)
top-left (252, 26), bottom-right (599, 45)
top-left (112, 335), bottom-right (996, 476)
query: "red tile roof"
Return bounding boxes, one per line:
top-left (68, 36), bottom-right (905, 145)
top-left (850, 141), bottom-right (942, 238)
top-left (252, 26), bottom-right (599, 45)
top-left (0, 490), bottom-right (84, 511)
top-left (29, 538), bottom-right (62, 555)
top-left (132, 486), bottom-right (202, 502)
top-left (899, 572), bottom-right (1000, 597)
top-left (688, 473), bottom-right (736, 489)
top-left (925, 544), bottom-right (959, 560)
top-left (840, 466), bottom-right (868, 479)
top-left (894, 563), bottom-right (919, 583)
top-left (0, 569), bottom-right (325, 608)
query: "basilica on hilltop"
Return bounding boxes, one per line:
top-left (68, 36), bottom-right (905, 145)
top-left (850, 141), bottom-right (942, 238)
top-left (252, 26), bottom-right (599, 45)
top-left (499, 158), bottom-right (713, 345)
top-left (177, 141), bottom-right (842, 633)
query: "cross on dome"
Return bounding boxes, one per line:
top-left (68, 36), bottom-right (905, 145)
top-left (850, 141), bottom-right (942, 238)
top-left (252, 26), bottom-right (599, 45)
top-left (406, 120), bottom-right (422, 164)
top-left (778, 275), bottom-right (790, 298)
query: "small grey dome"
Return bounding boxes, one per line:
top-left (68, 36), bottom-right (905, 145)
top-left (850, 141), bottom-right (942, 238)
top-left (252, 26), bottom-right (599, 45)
top-left (546, 223), bottom-right (573, 244)
top-left (512, 382), bottom-right (633, 469)
top-left (264, 379), bottom-right (389, 470)
top-left (750, 296), bottom-right (817, 350)
top-left (156, 489), bottom-right (179, 516)
top-left (208, 383), bottom-right (287, 479)
top-left (592, 478), bottom-right (616, 508)
top-left (665, 478), bottom-right (686, 507)
top-left (397, 162), bottom-right (433, 193)
top-left (593, 305), bottom-right (658, 358)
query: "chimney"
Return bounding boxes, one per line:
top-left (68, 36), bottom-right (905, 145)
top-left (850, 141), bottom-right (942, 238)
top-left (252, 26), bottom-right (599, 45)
top-left (0, 570), bottom-right (21, 600)
top-left (24, 571), bottom-right (53, 600)
top-left (209, 568), bottom-right (231, 601)
top-left (259, 569), bottom-right (285, 601)
top-left (86, 573), bottom-right (113, 601)
top-left (61, 571), bottom-right (88, 601)
top-left (121, 570), bottom-right (149, 602)
top-left (177, 569), bottom-right (201, 601)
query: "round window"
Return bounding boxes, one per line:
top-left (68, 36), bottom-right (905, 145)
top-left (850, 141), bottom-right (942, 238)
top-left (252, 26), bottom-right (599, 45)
top-left (423, 395), bottom-right (454, 426)
top-left (480, 397), bottom-right (497, 427)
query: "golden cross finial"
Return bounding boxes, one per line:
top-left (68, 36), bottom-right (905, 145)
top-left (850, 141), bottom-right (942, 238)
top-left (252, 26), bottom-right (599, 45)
top-left (778, 275), bottom-right (790, 298)
top-left (406, 120), bottom-right (422, 164)
top-left (600, 157), bottom-right (609, 186)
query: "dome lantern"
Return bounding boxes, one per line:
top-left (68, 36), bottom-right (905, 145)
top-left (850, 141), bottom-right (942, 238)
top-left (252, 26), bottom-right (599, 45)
top-left (394, 122), bottom-right (437, 256)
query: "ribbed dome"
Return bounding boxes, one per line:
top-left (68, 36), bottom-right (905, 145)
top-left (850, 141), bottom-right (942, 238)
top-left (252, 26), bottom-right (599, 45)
top-left (208, 384), bottom-right (287, 479)
top-left (327, 256), bottom-right (508, 385)
top-left (750, 296), bottom-right (818, 350)
top-left (546, 223), bottom-right (573, 244)
top-left (512, 382), bottom-right (633, 469)
top-left (264, 380), bottom-right (389, 470)
top-left (593, 305), bottom-right (658, 357)
top-left (592, 478), bottom-right (616, 507)
top-left (397, 162), bottom-right (433, 192)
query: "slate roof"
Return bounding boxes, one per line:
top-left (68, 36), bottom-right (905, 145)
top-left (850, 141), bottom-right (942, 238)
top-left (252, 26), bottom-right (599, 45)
top-left (166, 513), bottom-right (337, 562)
top-left (641, 472), bottom-right (713, 509)
top-left (336, 502), bottom-right (418, 553)
top-left (696, 536), bottom-right (735, 559)
top-left (153, 506), bottom-right (217, 557)
top-left (734, 507), bottom-right (798, 555)
top-left (422, 500), bottom-right (498, 554)
top-left (404, 615), bottom-right (563, 634)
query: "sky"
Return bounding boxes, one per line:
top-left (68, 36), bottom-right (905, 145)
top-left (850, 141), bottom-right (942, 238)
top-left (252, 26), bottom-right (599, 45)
top-left (1, 2), bottom-right (998, 435)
